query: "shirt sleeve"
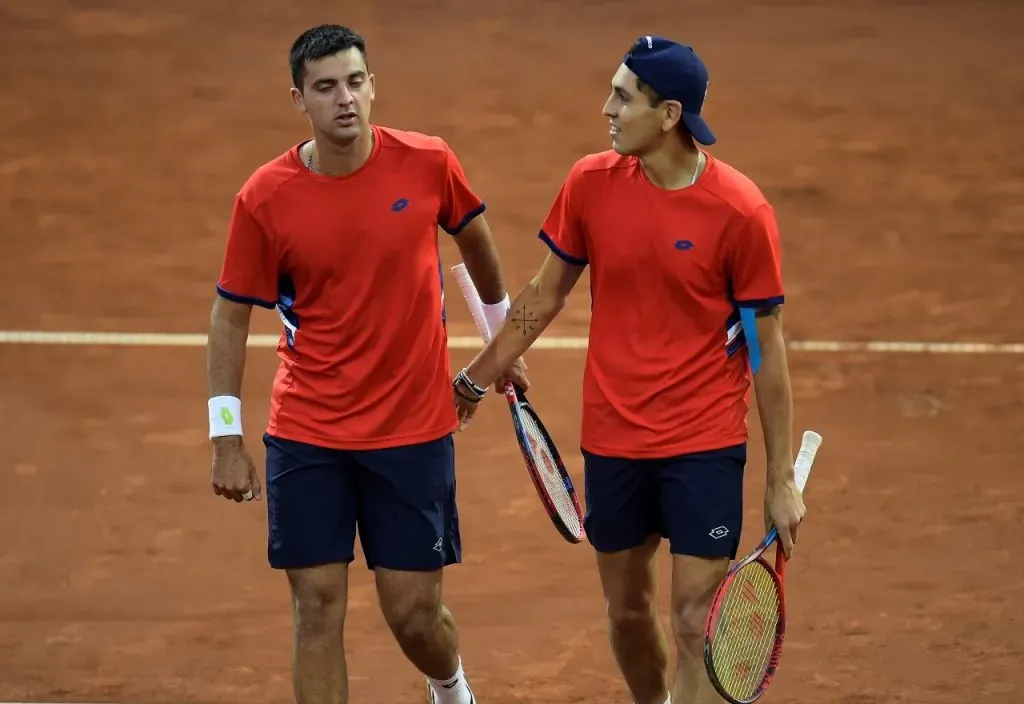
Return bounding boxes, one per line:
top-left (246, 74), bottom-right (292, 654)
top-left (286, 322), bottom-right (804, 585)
top-left (438, 143), bottom-right (486, 235)
top-left (726, 203), bottom-right (785, 309)
top-left (537, 160), bottom-right (588, 266)
top-left (216, 194), bottom-right (279, 308)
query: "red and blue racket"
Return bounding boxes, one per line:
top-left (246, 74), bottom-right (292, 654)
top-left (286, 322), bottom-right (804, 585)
top-left (451, 263), bottom-right (585, 544)
top-left (703, 430), bottom-right (823, 703)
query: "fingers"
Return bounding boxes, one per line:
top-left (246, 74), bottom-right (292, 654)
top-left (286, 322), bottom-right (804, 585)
top-left (777, 524), bottom-right (795, 559)
top-left (778, 513), bottom-right (805, 559)
top-left (213, 484), bottom-right (248, 502)
top-left (452, 379), bottom-right (483, 431)
top-left (513, 364), bottom-right (531, 391)
top-left (211, 458), bottom-right (261, 504)
top-left (248, 465), bottom-right (263, 501)
top-left (456, 400), bottom-right (478, 431)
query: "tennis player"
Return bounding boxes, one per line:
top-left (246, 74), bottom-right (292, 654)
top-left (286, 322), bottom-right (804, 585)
top-left (205, 24), bottom-right (525, 704)
top-left (453, 36), bottom-right (805, 704)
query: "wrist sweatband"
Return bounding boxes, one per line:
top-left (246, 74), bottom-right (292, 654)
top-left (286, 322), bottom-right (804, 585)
top-left (481, 294), bottom-right (511, 338)
top-left (209, 395), bottom-right (243, 438)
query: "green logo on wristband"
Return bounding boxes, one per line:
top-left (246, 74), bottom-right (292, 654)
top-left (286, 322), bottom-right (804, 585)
top-left (220, 407), bottom-right (235, 425)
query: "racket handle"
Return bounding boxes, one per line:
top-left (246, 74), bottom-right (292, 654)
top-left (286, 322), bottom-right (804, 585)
top-left (451, 263), bottom-right (493, 343)
top-left (793, 430), bottom-right (823, 493)
top-left (775, 540), bottom-right (788, 575)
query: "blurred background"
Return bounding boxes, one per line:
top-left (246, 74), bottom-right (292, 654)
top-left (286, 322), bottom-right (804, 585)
top-left (1, 1), bottom-right (1022, 702)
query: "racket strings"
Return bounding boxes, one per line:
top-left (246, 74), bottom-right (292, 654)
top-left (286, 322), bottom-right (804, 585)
top-left (518, 409), bottom-right (582, 535)
top-left (710, 561), bottom-right (781, 699)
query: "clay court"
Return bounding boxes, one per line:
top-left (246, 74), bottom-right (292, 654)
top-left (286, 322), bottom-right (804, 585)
top-left (1, 0), bottom-right (1022, 702)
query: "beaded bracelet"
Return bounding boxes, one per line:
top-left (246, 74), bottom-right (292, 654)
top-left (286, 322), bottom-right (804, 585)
top-left (453, 368), bottom-right (487, 401)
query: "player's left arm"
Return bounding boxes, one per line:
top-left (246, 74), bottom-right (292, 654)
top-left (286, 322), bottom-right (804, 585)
top-left (438, 141), bottom-right (527, 388)
top-left (439, 141), bottom-right (509, 317)
top-left (751, 304), bottom-right (794, 486)
top-left (729, 203), bottom-right (805, 556)
top-left (452, 213), bottom-right (508, 311)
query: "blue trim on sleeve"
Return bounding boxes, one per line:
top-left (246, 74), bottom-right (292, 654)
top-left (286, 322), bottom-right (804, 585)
top-left (538, 231), bottom-right (588, 266)
top-left (735, 297), bottom-right (783, 375)
top-left (443, 203), bottom-right (487, 235)
top-left (216, 285), bottom-right (276, 310)
top-left (734, 295), bottom-right (785, 309)
top-left (739, 308), bottom-right (761, 374)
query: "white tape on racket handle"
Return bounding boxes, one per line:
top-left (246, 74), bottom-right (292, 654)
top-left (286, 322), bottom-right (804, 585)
top-left (451, 263), bottom-right (493, 343)
top-left (793, 430), bottom-right (823, 492)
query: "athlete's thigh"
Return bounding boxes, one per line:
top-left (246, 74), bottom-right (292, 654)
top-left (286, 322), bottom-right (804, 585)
top-left (670, 552), bottom-right (730, 632)
top-left (263, 432), bottom-right (358, 570)
top-left (582, 450), bottom-right (662, 554)
top-left (351, 433), bottom-right (460, 572)
top-left (657, 443), bottom-right (746, 559)
top-left (594, 533), bottom-right (662, 615)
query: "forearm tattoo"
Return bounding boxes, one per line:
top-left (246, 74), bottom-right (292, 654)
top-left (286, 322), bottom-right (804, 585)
top-left (510, 305), bottom-right (538, 336)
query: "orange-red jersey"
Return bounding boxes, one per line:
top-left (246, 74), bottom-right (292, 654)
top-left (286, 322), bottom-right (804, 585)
top-left (216, 125), bottom-right (485, 450)
top-left (539, 150), bottom-right (785, 458)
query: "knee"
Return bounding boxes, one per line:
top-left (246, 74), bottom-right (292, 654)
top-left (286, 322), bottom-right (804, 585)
top-left (607, 594), bottom-right (658, 635)
top-left (670, 594), bottom-right (711, 643)
top-left (380, 591), bottom-right (442, 644)
top-left (288, 569), bottom-right (347, 632)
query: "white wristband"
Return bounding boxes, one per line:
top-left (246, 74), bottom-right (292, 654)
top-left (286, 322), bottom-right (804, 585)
top-left (209, 395), bottom-right (243, 438)
top-left (481, 294), bottom-right (511, 339)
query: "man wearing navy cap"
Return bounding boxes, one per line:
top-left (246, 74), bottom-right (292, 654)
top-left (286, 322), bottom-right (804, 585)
top-left (454, 35), bottom-right (805, 704)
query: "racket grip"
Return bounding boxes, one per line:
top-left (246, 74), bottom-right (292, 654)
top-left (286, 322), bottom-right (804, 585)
top-left (451, 263), bottom-right (493, 343)
top-left (794, 430), bottom-right (823, 493)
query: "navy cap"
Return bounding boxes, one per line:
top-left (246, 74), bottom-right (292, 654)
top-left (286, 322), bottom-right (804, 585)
top-left (623, 35), bottom-right (716, 145)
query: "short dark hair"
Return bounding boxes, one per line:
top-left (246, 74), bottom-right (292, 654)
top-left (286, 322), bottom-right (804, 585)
top-left (635, 77), bottom-right (692, 140)
top-left (635, 78), bottom-right (663, 107)
top-left (289, 24), bottom-right (367, 90)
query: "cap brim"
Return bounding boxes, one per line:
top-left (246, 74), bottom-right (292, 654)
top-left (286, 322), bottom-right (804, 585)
top-left (683, 113), bottom-right (716, 146)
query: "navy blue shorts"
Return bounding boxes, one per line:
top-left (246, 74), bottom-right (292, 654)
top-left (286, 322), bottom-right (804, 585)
top-left (582, 443), bottom-right (746, 559)
top-left (262, 432), bottom-right (461, 572)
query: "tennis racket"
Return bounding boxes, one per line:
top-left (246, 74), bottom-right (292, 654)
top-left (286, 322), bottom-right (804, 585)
top-left (450, 263), bottom-right (586, 544)
top-left (703, 429), bottom-right (823, 704)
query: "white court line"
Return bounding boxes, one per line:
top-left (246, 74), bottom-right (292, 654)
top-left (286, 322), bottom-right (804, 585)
top-left (0, 330), bottom-right (1022, 354)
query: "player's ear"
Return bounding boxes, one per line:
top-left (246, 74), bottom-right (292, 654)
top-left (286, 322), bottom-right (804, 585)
top-left (368, 73), bottom-right (376, 101)
top-left (290, 86), bottom-right (307, 114)
top-left (662, 100), bottom-right (682, 133)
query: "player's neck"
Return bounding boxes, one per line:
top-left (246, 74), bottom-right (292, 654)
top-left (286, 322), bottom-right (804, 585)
top-left (639, 137), bottom-right (704, 191)
top-left (308, 127), bottom-right (375, 177)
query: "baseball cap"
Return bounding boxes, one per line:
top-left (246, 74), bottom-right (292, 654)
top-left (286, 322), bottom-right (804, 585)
top-left (623, 35), bottom-right (716, 145)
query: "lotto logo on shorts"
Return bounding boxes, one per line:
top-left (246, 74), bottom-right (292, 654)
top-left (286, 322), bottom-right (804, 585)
top-left (709, 526), bottom-right (730, 540)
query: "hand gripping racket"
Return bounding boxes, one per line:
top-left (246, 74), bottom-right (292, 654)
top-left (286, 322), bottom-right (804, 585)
top-left (451, 263), bottom-right (585, 544)
top-left (703, 430), bottom-right (823, 704)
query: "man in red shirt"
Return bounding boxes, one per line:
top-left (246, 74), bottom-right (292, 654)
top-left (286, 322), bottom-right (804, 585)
top-left (205, 24), bottom-right (524, 704)
top-left (455, 36), bottom-right (806, 704)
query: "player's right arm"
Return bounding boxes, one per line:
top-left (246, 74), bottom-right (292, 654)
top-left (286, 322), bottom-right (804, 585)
top-left (205, 193), bottom-right (279, 502)
top-left (454, 161), bottom-right (588, 426)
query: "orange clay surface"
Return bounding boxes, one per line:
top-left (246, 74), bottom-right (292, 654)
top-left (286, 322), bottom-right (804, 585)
top-left (1, 1), bottom-right (1022, 702)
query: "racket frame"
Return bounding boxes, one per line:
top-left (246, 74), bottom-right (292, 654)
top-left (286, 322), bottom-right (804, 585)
top-left (702, 429), bottom-right (821, 703)
top-left (448, 262), bottom-right (585, 545)
top-left (502, 380), bottom-right (586, 544)
top-left (703, 526), bottom-right (788, 704)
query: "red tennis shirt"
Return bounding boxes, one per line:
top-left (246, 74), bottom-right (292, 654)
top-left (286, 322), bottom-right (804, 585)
top-left (539, 150), bottom-right (785, 458)
top-left (216, 125), bottom-right (485, 450)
